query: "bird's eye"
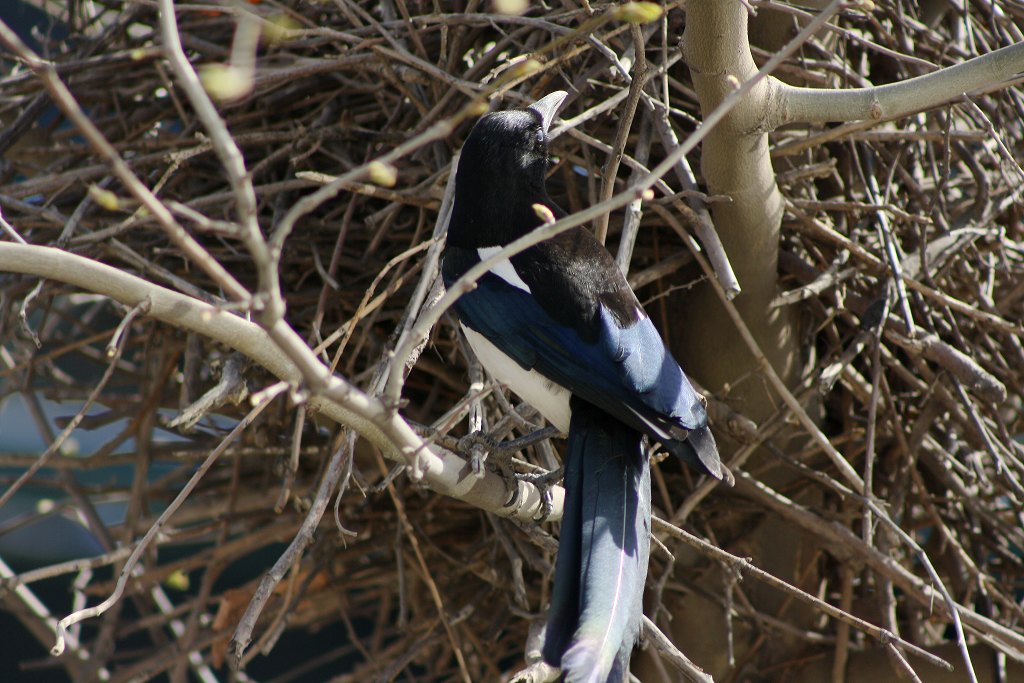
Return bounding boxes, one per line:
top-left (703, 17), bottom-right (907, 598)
top-left (534, 128), bottom-right (546, 150)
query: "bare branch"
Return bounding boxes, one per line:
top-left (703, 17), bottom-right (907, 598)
top-left (775, 42), bottom-right (1024, 126)
top-left (0, 242), bottom-right (558, 523)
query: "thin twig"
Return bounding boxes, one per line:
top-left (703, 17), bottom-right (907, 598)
top-left (652, 517), bottom-right (953, 673)
top-left (53, 382), bottom-right (287, 655)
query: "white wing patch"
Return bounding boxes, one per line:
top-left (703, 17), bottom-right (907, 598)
top-left (478, 246), bottom-right (531, 294)
top-left (462, 325), bottom-right (571, 432)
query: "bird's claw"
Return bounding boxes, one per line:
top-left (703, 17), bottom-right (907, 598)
top-left (517, 467), bottom-right (563, 522)
top-left (458, 428), bottom-right (562, 515)
top-left (458, 430), bottom-right (499, 476)
top-left (458, 426), bottom-right (561, 476)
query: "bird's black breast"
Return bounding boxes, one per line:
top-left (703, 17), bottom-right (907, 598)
top-left (440, 243), bottom-right (475, 285)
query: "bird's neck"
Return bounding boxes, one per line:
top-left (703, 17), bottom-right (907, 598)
top-left (447, 181), bottom-right (551, 248)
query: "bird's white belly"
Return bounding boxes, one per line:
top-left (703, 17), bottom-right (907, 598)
top-left (461, 325), bottom-right (571, 432)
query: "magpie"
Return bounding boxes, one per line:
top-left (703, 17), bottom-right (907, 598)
top-left (441, 91), bottom-right (732, 683)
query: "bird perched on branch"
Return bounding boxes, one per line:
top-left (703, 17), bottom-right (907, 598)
top-left (442, 91), bottom-right (732, 683)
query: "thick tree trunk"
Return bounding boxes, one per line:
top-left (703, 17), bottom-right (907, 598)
top-left (674, 0), bottom-right (800, 414)
top-left (654, 4), bottom-right (811, 678)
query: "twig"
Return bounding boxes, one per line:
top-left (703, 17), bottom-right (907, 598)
top-left (0, 18), bottom-right (250, 303)
top-left (156, 0), bottom-right (276, 315)
top-left (0, 204), bottom-right (27, 244)
top-left (0, 242), bottom-right (560, 523)
top-left (52, 382), bottom-right (287, 655)
top-left (230, 430), bottom-right (355, 669)
top-left (642, 615), bottom-right (714, 683)
top-left (0, 556), bottom-right (109, 680)
top-left (652, 517), bottom-right (953, 673)
top-left (0, 299), bottom-right (143, 511)
top-left (594, 23), bottom-right (648, 245)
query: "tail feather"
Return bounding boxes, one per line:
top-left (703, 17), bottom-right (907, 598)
top-left (543, 398), bottom-right (651, 683)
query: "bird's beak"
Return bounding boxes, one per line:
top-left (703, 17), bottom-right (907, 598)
top-left (528, 91), bottom-right (568, 135)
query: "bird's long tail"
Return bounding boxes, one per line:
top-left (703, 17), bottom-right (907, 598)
top-left (543, 398), bottom-right (652, 683)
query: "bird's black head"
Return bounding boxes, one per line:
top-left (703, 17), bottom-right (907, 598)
top-left (448, 91), bottom-right (567, 247)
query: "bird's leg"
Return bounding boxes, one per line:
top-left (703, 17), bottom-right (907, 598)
top-left (457, 425), bottom-right (563, 516)
top-left (456, 430), bottom-right (498, 476)
top-left (495, 427), bottom-right (564, 520)
top-left (491, 425), bottom-right (563, 458)
top-left (458, 425), bottom-right (561, 474)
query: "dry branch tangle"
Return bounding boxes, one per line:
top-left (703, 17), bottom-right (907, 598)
top-left (2, 1), bottom-right (1024, 681)
top-left (0, 242), bottom-right (558, 524)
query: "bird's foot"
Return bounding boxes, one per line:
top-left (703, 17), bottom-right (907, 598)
top-left (459, 426), bottom-right (562, 516)
top-left (458, 425), bottom-right (562, 477)
top-left (515, 467), bottom-right (563, 522)
top-left (457, 430), bottom-right (498, 477)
